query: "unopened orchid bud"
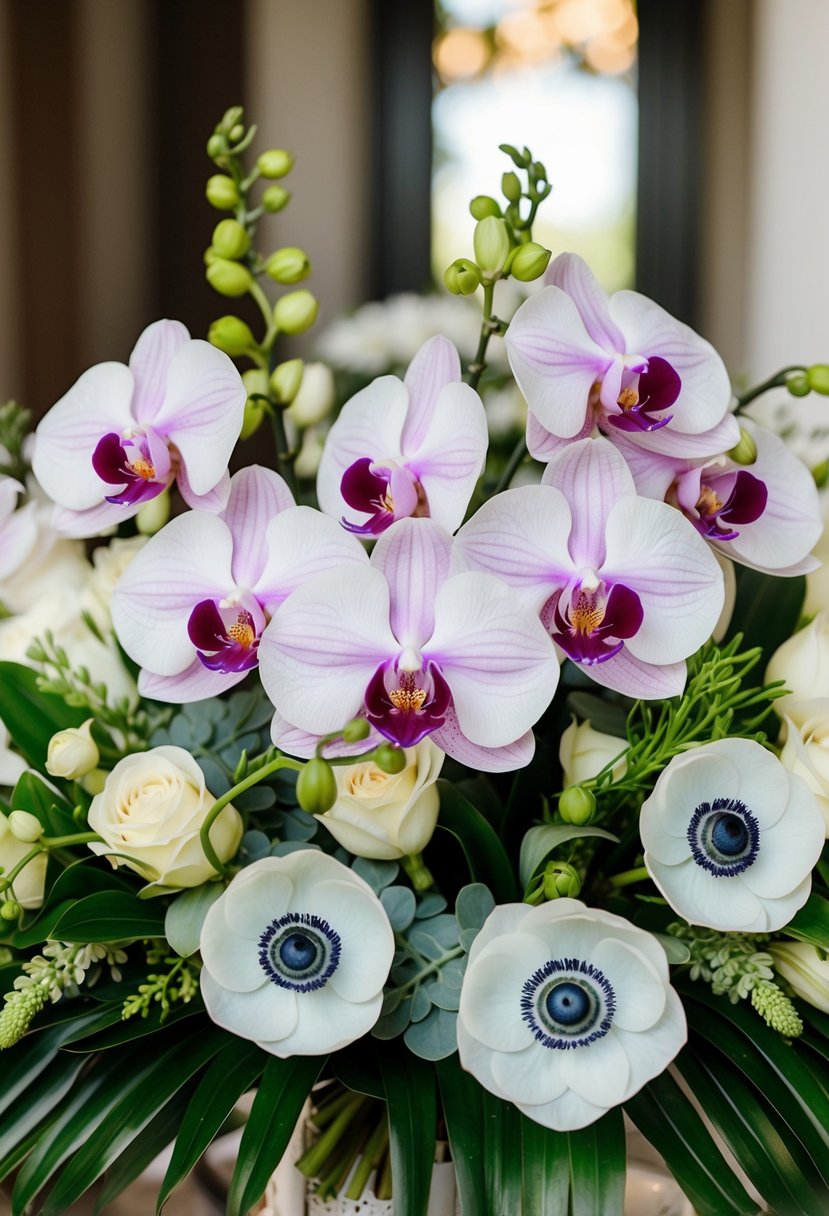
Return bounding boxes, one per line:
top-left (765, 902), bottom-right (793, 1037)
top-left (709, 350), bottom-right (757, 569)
top-left (208, 315), bottom-right (255, 356)
top-left (444, 258), bottom-right (482, 296)
top-left (274, 290), bottom-right (318, 335)
top-left (0, 900), bottom-right (20, 922)
top-left (205, 174), bottom-right (240, 210)
top-left (296, 757), bottom-right (338, 815)
top-left (7, 811), bottom-right (43, 843)
top-left (229, 123), bottom-right (244, 143)
top-left (211, 218), bottom-right (250, 260)
top-left (266, 247), bottom-right (311, 285)
top-left (808, 365), bottom-right (829, 395)
top-left (727, 427), bottom-right (758, 466)
top-left (206, 259), bottom-right (253, 298)
top-left (473, 217), bottom-right (511, 275)
top-left (469, 195), bottom-right (501, 220)
top-left (501, 171), bottom-right (521, 202)
top-left (294, 430), bottom-right (326, 479)
top-left (374, 743), bottom-right (406, 775)
top-left (46, 720), bottom-right (99, 780)
top-left (509, 242), bottom-right (551, 283)
top-left (257, 149), bottom-right (294, 179)
top-left (240, 397), bottom-right (267, 441)
top-left (262, 185), bottom-right (291, 213)
top-left (220, 106), bottom-right (244, 134)
top-left (813, 459), bottom-right (829, 489)
top-left (543, 861), bottom-right (582, 900)
top-left (558, 785), bottom-right (597, 826)
top-left (136, 489), bottom-right (171, 535)
top-left (286, 362), bottom-right (335, 427)
top-left (786, 370), bottom-right (811, 398)
top-left (270, 358), bottom-right (305, 406)
top-left (342, 718), bottom-right (371, 743)
top-left (242, 368), bottom-right (269, 398)
top-left (206, 133), bottom-right (224, 159)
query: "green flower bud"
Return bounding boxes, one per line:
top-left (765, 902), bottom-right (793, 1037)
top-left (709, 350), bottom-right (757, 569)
top-left (0, 900), bottom-right (21, 921)
top-left (208, 315), bottom-right (255, 356)
top-left (750, 979), bottom-right (803, 1037)
top-left (240, 396), bottom-right (267, 441)
top-left (727, 426), bottom-right (758, 466)
top-left (543, 861), bottom-right (582, 900)
top-left (499, 143), bottom-right (530, 168)
top-left (46, 719), bottom-right (99, 780)
top-left (266, 246), bottom-right (311, 285)
top-left (373, 742), bottom-right (406, 775)
top-left (270, 358), bottom-right (305, 405)
top-left (808, 364), bottom-right (829, 395)
top-left (509, 242), bottom-right (552, 282)
top-left (786, 370), bottom-right (811, 398)
top-left (274, 289), bottom-right (318, 335)
top-left (242, 368), bottom-right (269, 397)
top-left (532, 160), bottom-right (547, 182)
top-left (203, 247), bottom-right (218, 266)
top-left (211, 218), bottom-right (250, 260)
top-left (229, 123), bottom-right (245, 143)
top-left (205, 174), bottom-right (240, 210)
top-left (206, 259), bottom-right (253, 298)
top-left (342, 718), bottom-right (371, 743)
top-left (257, 149), bottom-right (294, 179)
top-left (296, 757), bottom-right (338, 814)
top-left (206, 133), bottom-right (224, 159)
top-left (220, 105), bottom-right (244, 134)
top-left (502, 171), bottom-right (522, 202)
top-left (558, 785), bottom-right (597, 825)
top-left (136, 489), bottom-right (171, 535)
top-left (262, 185), bottom-right (291, 213)
top-left (444, 258), bottom-right (482, 296)
top-left (473, 216), bottom-right (511, 275)
top-left (812, 458), bottom-right (829, 489)
top-left (8, 811), bottom-right (43, 843)
top-left (469, 195), bottom-right (501, 220)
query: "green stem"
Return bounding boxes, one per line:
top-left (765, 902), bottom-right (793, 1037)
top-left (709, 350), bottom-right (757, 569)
top-left (296, 1094), bottom-right (367, 1178)
top-left (0, 845), bottom-right (44, 891)
top-left (248, 278), bottom-right (274, 332)
top-left (41, 831), bottom-right (102, 848)
top-left (401, 852), bottom-right (435, 892)
top-left (199, 754), bottom-right (303, 877)
top-left (493, 434), bottom-right (528, 494)
top-left (345, 1115), bottom-right (389, 1201)
top-left (376, 1147), bottom-right (394, 1201)
top-left (467, 281), bottom-right (495, 391)
top-left (607, 865), bottom-right (650, 889)
top-left (270, 404), bottom-right (297, 496)
top-left (735, 366), bottom-right (805, 412)
top-left (394, 944), bottom-right (465, 999)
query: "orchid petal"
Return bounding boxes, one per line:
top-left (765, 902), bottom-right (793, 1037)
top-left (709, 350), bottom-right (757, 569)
top-left (32, 363), bottom-right (136, 510)
top-left (0, 500), bottom-right (37, 580)
top-left (177, 465), bottom-right (231, 514)
top-left (255, 506), bottom-right (368, 611)
top-left (572, 648), bottom-right (687, 700)
top-left (526, 409), bottom-right (592, 462)
top-left (269, 708), bottom-right (382, 760)
top-left (259, 566), bottom-right (397, 735)
top-left (112, 513), bottom-right (234, 676)
top-left (541, 438), bottom-right (635, 569)
top-left (427, 572), bottom-right (558, 747)
top-left (316, 377), bottom-right (407, 520)
top-left (603, 497), bottom-right (723, 665)
top-left (400, 335), bottom-right (461, 453)
top-left (152, 340), bottom-right (245, 495)
top-left (607, 433), bottom-right (678, 500)
top-left (505, 287), bottom-right (611, 438)
top-left (413, 382), bottom-right (489, 532)
top-left (609, 292), bottom-right (732, 435)
top-left (138, 660), bottom-right (245, 703)
top-left (615, 411), bottom-right (741, 459)
top-left (219, 466), bottom-right (295, 588)
top-left (371, 518), bottom-right (452, 647)
top-left (545, 253), bottom-right (624, 351)
top-left (128, 319), bottom-right (190, 423)
top-left (453, 485), bottom-right (573, 608)
top-left (51, 498), bottom-right (140, 539)
top-left (431, 709), bottom-right (535, 771)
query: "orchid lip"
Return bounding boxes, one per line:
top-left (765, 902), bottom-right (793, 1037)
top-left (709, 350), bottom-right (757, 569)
top-left (92, 430), bottom-right (171, 506)
top-left (605, 355), bottom-right (681, 434)
top-left (692, 469), bottom-right (768, 543)
top-left (188, 595), bottom-right (263, 674)
top-left (364, 658), bottom-right (451, 747)
top-left (339, 457), bottom-right (425, 534)
top-left (546, 579), bottom-right (643, 666)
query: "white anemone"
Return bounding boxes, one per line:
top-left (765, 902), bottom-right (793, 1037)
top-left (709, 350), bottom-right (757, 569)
top-left (457, 899), bottom-right (686, 1131)
top-left (641, 738), bottom-right (825, 932)
top-left (199, 851), bottom-right (394, 1057)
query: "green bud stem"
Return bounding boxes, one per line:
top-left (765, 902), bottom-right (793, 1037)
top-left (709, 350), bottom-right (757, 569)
top-left (493, 434), bottom-right (529, 495)
top-left (735, 366), bottom-right (807, 412)
top-left (401, 852), bottom-right (435, 892)
top-left (40, 831), bottom-right (102, 848)
top-left (607, 865), bottom-right (650, 889)
top-left (467, 282), bottom-right (496, 392)
top-left (344, 1114), bottom-right (389, 1201)
top-left (0, 845), bottom-right (44, 893)
top-left (199, 754), bottom-right (303, 877)
top-left (296, 1094), bottom-right (367, 1178)
top-left (376, 1146), bottom-right (394, 1201)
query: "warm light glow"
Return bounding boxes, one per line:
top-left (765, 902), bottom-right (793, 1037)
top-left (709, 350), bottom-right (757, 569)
top-left (434, 28), bottom-right (491, 82)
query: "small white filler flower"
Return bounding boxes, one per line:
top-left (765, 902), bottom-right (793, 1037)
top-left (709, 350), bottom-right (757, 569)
top-left (457, 899), bottom-right (686, 1131)
top-left (641, 738), bottom-right (825, 932)
top-left (199, 851), bottom-right (394, 1056)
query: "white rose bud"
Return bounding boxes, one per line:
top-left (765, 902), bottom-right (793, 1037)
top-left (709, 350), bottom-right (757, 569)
top-left (766, 613), bottom-right (829, 726)
top-left (779, 708), bottom-right (829, 835)
top-left (559, 717), bottom-right (627, 788)
top-left (87, 746), bottom-right (243, 895)
top-left (0, 813), bottom-right (47, 909)
top-left (46, 719), bottom-right (99, 780)
top-left (803, 520), bottom-right (829, 619)
top-left (8, 810), bottom-right (43, 843)
top-left (286, 362), bottom-right (335, 428)
top-left (770, 941), bottom-right (829, 1013)
top-left (316, 739), bottom-right (444, 860)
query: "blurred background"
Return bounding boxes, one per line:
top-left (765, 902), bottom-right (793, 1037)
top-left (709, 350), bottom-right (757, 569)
top-left (0, 0), bottom-right (827, 437)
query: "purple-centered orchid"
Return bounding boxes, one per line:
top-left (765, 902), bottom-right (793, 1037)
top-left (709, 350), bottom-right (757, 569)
top-left (32, 320), bottom-right (245, 538)
top-left (111, 466), bottom-right (369, 702)
top-left (453, 439), bottom-right (724, 700)
top-left (258, 518), bottom-right (559, 772)
top-left (316, 336), bottom-right (488, 535)
top-left (506, 254), bottom-right (739, 464)
top-left (612, 419), bottom-right (822, 576)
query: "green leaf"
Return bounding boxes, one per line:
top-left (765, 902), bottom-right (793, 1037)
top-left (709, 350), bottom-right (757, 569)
top-left (49, 890), bottom-right (166, 943)
top-left (625, 1072), bottom-right (759, 1216)
top-left (10, 770), bottom-right (75, 836)
top-left (783, 892), bottom-right (829, 950)
top-left (0, 661), bottom-right (88, 767)
top-left (0, 1047), bottom-right (86, 1177)
top-left (93, 1086), bottom-right (195, 1215)
top-left (351, 857), bottom-right (399, 893)
top-left (568, 1108), bottom-right (625, 1216)
top-left (0, 1006), bottom-right (110, 1120)
top-left (63, 1000), bottom-right (202, 1052)
top-left (436, 781), bottom-right (518, 902)
top-left (13, 859), bottom-right (136, 947)
top-left (333, 1040), bottom-right (385, 1100)
top-left (481, 1089), bottom-right (523, 1216)
top-left (378, 1044), bottom-right (437, 1216)
top-left (519, 824), bottom-right (619, 889)
top-left (380, 885), bottom-right (417, 932)
top-left (158, 1039), bottom-right (266, 1210)
top-left (521, 1115), bottom-right (569, 1215)
top-left (454, 883), bottom-right (495, 933)
top-left (436, 1054), bottom-right (486, 1215)
top-left (403, 1006), bottom-right (457, 1060)
top-left (164, 882), bottom-right (224, 957)
top-left (227, 1054), bottom-right (325, 1216)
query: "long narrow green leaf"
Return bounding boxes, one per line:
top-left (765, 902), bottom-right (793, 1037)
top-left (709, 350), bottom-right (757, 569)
top-left (378, 1045), bottom-right (437, 1216)
top-left (63, 1000), bottom-right (201, 1052)
top-left (226, 1053), bottom-right (325, 1216)
top-left (158, 1039), bottom-right (266, 1211)
top-left (521, 1113), bottom-right (569, 1215)
top-left (94, 1087), bottom-right (196, 1215)
top-left (436, 781), bottom-right (518, 902)
top-left (625, 1072), bottom-right (757, 1216)
top-left (436, 1054), bottom-right (486, 1216)
top-left (0, 1050), bottom-right (86, 1179)
top-left (0, 1006), bottom-right (109, 1120)
top-left (482, 1090), bottom-right (522, 1216)
top-left (568, 1107), bottom-right (625, 1216)
top-left (784, 893), bottom-right (829, 950)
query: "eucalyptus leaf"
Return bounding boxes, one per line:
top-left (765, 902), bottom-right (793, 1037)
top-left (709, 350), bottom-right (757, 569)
top-left (403, 1006), bottom-right (458, 1060)
top-left (351, 857), bottom-right (399, 893)
top-left (519, 824), bottom-right (619, 889)
top-left (407, 930), bottom-right (446, 961)
top-left (425, 976), bottom-right (462, 1011)
top-left (414, 893), bottom-right (447, 919)
top-left (381, 885), bottom-right (417, 932)
top-left (410, 985), bottom-right (433, 1023)
top-left (164, 883), bottom-right (224, 958)
top-left (455, 883), bottom-right (495, 933)
top-left (372, 996), bottom-right (413, 1039)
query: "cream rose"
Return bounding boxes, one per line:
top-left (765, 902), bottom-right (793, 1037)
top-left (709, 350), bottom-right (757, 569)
top-left (0, 812), bottom-right (47, 909)
top-left (81, 536), bottom-right (148, 632)
top-left (766, 614), bottom-right (829, 726)
top-left (770, 941), bottom-right (829, 1013)
top-left (779, 707), bottom-right (829, 835)
top-left (87, 746), bottom-right (243, 894)
top-left (316, 739), bottom-right (444, 860)
top-left (559, 717), bottom-right (627, 788)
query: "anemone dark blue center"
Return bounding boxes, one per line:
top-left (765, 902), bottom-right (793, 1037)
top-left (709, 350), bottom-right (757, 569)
top-left (545, 981), bottom-right (590, 1026)
top-left (687, 796), bottom-right (760, 877)
top-left (710, 813), bottom-right (749, 857)
top-left (258, 912), bottom-right (341, 993)
top-left (279, 932), bottom-right (317, 972)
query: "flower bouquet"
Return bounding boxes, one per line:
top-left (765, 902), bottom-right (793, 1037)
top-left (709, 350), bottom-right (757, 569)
top-left (1, 106), bottom-right (828, 1216)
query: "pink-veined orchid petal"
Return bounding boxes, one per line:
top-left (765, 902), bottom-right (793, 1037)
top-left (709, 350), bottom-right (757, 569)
top-left (410, 382), bottom-right (489, 533)
top-left (218, 466), bottom-right (295, 588)
top-left (259, 565), bottom-right (397, 736)
top-left (545, 253), bottom-right (625, 351)
top-left (526, 409), bottom-right (593, 462)
top-left (572, 648), bottom-right (687, 700)
top-left (609, 292), bottom-right (732, 435)
top-left (541, 438), bottom-right (635, 569)
top-left (112, 512), bottom-right (235, 676)
top-left (0, 499), bottom-right (37, 580)
top-left (400, 335), bottom-right (461, 454)
top-left (616, 411), bottom-right (740, 459)
top-left (137, 660), bottom-right (246, 703)
top-left (32, 362), bottom-right (136, 511)
top-left (453, 485), bottom-right (573, 610)
top-left (177, 466), bottom-right (231, 514)
top-left (254, 506), bottom-right (368, 612)
top-left (607, 433), bottom-right (678, 501)
top-left (505, 287), bottom-right (611, 438)
top-left (432, 708), bottom-right (536, 771)
top-left (602, 497), bottom-right (724, 665)
top-left (128, 319), bottom-right (190, 424)
top-left (427, 571), bottom-right (558, 747)
top-left (269, 707), bottom-right (383, 760)
top-left (51, 498), bottom-right (139, 539)
top-left (316, 377), bottom-right (408, 520)
top-left (371, 518), bottom-right (453, 648)
top-left (152, 341), bottom-right (245, 495)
